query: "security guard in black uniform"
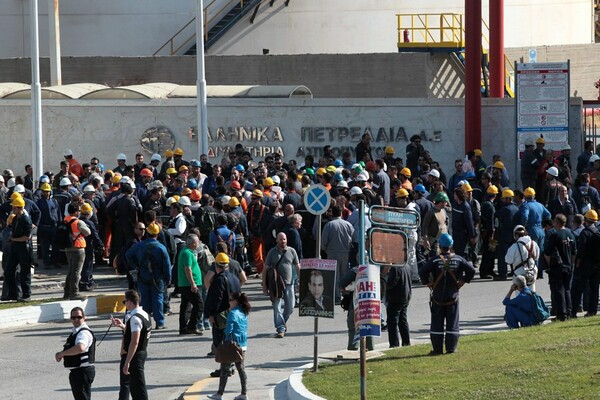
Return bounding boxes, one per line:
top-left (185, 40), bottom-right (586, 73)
top-left (419, 233), bottom-right (475, 355)
top-left (55, 307), bottom-right (96, 400)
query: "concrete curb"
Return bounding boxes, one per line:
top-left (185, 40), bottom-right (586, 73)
top-left (0, 294), bottom-right (124, 329)
top-left (287, 363), bottom-right (326, 400)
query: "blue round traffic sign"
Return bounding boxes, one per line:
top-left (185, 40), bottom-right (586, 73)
top-left (303, 184), bottom-right (332, 215)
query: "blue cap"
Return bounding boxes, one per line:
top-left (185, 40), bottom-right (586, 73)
top-left (414, 184), bottom-right (426, 193)
top-left (190, 159), bottom-right (201, 167)
top-left (334, 173), bottom-right (343, 182)
top-left (334, 160), bottom-right (343, 167)
top-left (466, 171), bottom-right (476, 179)
top-left (438, 233), bottom-right (454, 248)
top-left (235, 164), bottom-right (245, 172)
top-left (187, 178), bottom-right (198, 189)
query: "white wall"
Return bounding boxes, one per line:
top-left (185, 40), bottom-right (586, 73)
top-left (0, 97), bottom-right (583, 186)
top-left (0, 0), bottom-right (592, 57)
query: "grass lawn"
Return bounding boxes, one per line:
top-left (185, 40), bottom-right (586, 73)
top-left (0, 298), bottom-right (62, 311)
top-left (303, 317), bottom-right (600, 400)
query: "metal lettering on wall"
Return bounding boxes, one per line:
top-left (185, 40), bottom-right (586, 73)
top-left (141, 126), bottom-right (176, 154)
top-left (202, 126), bottom-right (442, 160)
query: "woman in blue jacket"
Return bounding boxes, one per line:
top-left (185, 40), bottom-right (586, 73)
top-left (209, 292), bottom-right (251, 400)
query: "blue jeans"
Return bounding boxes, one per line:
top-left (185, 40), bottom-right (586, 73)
top-left (272, 284), bottom-right (294, 333)
top-left (138, 279), bottom-right (166, 327)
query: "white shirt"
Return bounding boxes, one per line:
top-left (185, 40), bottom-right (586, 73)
top-left (70, 322), bottom-right (94, 368)
top-left (505, 236), bottom-right (540, 267)
top-left (125, 307), bottom-right (149, 333)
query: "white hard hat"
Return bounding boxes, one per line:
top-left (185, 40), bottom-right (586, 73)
top-left (221, 195), bottom-right (231, 205)
top-left (349, 186), bottom-right (362, 196)
top-left (272, 175), bottom-right (281, 184)
top-left (117, 153), bottom-right (127, 161)
top-left (64, 149), bottom-right (73, 157)
top-left (429, 169), bottom-right (440, 178)
top-left (0, 176), bottom-right (4, 183)
top-left (165, 197), bottom-right (177, 207)
top-left (546, 166), bottom-right (559, 177)
top-left (590, 155), bottom-right (600, 163)
top-left (83, 185), bottom-right (96, 193)
top-left (150, 153), bottom-right (161, 162)
top-left (40, 175), bottom-right (50, 183)
top-left (60, 177), bottom-right (72, 186)
top-left (179, 196), bottom-right (191, 206)
top-left (13, 184), bottom-right (25, 193)
top-left (562, 144), bottom-right (571, 150)
top-left (337, 180), bottom-right (349, 189)
top-left (5, 177), bottom-right (14, 187)
top-left (120, 176), bottom-right (132, 184)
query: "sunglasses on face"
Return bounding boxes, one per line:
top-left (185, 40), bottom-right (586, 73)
top-left (70, 316), bottom-right (83, 320)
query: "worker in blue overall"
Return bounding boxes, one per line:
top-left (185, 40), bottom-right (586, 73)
top-left (419, 233), bottom-right (476, 355)
top-left (518, 187), bottom-right (551, 278)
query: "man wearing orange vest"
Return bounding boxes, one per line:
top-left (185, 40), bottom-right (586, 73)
top-left (64, 203), bottom-right (92, 300)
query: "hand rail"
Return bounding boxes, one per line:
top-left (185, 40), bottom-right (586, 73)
top-left (153, 0), bottom-right (248, 56)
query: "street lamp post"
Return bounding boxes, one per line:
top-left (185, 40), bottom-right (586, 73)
top-left (196, 0), bottom-right (208, 158)
top-left (31, 0), bottom-right (43, 181)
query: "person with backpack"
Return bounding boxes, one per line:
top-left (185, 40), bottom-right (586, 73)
top-left (63, 203), bottom-right (92, 301)
top-left (195, 194), bottom-right (219, 248)
top-left (572, 210), bottom-right (600, 318)
top-left (418, 233), bottom-right (476, 355)
top-left (572, 173), bottom-right (600, 213)
top-left (502, 276), bottom-right (537, 328)
top-left (505, 225), bottom-right (540, 292)
top-left (209, 214), bottom-right (235, 256)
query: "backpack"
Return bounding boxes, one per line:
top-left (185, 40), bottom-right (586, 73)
top-left (528, 292), bottom-right (550, 325)
top-left (578, 186), bottom-right (592, 213)
top-left (214, 228), bottom-right (234, 256)
top-left (196, 207), bottom-right (217, 241)
top-left (515, 241), bottom-right (537, 286)
top-left (55, 219), bottom-right (78, 251)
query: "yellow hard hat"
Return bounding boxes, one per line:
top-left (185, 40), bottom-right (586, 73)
top-left (486, 185), bottom-right (499, 195)
top-left (172, 195), bottom-right (180, 202)
top-left (493, 161), bottom-right (504, 169)
top-left (396, 188), bottom-right (409, 198)
top-left (524, 187), bottom-right (536, 197)
top-left (11, 197), bottom-right (25, 207)
top-left (80, 203), bottom-right (93, 214)
top-left (228, 197), bottom-right (240, 208)
top-left (181, 187), bottom-right (192, 196)
top-left (165, 149), bottom-right (174, 158)
top-left (215, 252), bottom-right (230, 265)
top-left (474, 149), bottom-right (483, 157)
top-left (251, 189), bottom-right (263, 198)
top-left (174, 148), bottom-right (184, 156)
top-left (536, 137), bottom-right (545, 144)
top-left (166, 168), bottom-right (177, 175)
top-left (501, 189), bottom-right (515, 199)
top-left (146, 222), bottom-right (160, 236)
top-left (316, 168), bottom-right (327, 176)
top-left (385, 146), bottom-right (395, 155)
top-left (10, 192), bottom-right (22, 200)
top-left (400, 167), bottom-right (411, 178)
top-left (178, 165), bottom-right (189, 172)
top-left (40, 183), bottom-right (52, 192)
top-left (263, 177), bottom-right (274, 187)
top-left (111, 173), bottom-right (122, 184)
top-left (585, 209), bottom-right (599, 222)
top-left (463, 183), bottom-right (473, 192)
top-left (326, 165), bottom-right (337, 173)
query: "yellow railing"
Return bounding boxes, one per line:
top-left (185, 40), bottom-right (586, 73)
top-left (154, 0), bottom-right (248, 56)
top-left (397, 13), bottom-right (514, 97)
top-left (397, 13), bottom-right (464, 49)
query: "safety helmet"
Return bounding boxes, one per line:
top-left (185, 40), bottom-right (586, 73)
top-left (178, 165), bottom-right (189, 172)
top-left (536, 137), bottom-right (545, 144)
top-left (11, 197), bottom-right (25, 207)
top-left (59, 177), bottom-right (72, 187)
top-left (150, 153), bottom-right (162, 163)
top-left (83, 185), bottom-right (96, 193)
top-left (181, 187), bottom-right (192, 196)
top-left (40, 183), bottom-right (52, 192)
top-left (349, 187), bottom-right (362, 196)
top-left (13, 184), bottom-right (25, 193)
top-left (590, 155), bottom-right (600, 163)
top-left (428, 169), bottom-right (440, 178)
top-left (486, 185), bottom-right (499, 195)
top-left (166, 168), bottom-right (177, 175)
top-left (251, 189), bottom-right (263, 198)
top-left (396, 188), bottom-right (409, 198)
top-left (546, 166), bottom-right (559, 177)
top-left (400, 167), bottom-right (411, 178)
top-left (39, 175), bottom-right (50, 183)
top-left (414, 184), bottom-right (426, 193)
top-left (523, 187), bottom-right (536, 197)
top-left (234, 164), bottom-right (245, 172)
top-left (326, 165), bottom-right (337, 173)
top-left (215, 252), bottom-right (230, 265)
top-left (585, 209), bottom-right (599, 222)
top-left (434, 192), bottom-right (450, 203)
top-left (164, 149), bottom-right (174, 158)
top-left (316, 168), bottom-right (327, 176)
top-left (501, 189), bottom-right (515, 199)
top-left (230, 181), bottom-right (241, 191)
top-left (146, 222), bottom-right (160, 236)
top-left (116, 153), bottom-right (127, 161)
top-left (64, 149), bottom-right (73, 157)
top-left (179, 196), bottom-right (191, 206)
top-left (187, 178), bottom-right (198, 189)
top-left (493, 161), bottom-right (504, 169)
top-left (111, 174), bottom-right (122, 184)
top-left (140, 168), bottom-right (153, 178)
top-left (385, 145), bottom-right (395, 155)
top-left (473, 149), bottom-right (483, 157)
top-left (228, 197), bottom-right (240, 208)
top-left (263, 177), bottom-right (274, 187)
top-left (513, 225), bottom-right (527, 239)
top-left (438, 233), bottom-right (454, 248)
top-left (174, 148), bottom-right (184, 156)
top-left (80, 203), bottom-right (93, 214)
top-left (463, 183), bottom-right (473, 192)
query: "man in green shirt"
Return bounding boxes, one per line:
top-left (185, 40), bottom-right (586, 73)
top-left (178, 234), bottom-right (204, 335)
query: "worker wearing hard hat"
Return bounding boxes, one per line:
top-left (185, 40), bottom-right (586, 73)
top-left (572, 210), bottom-right (600, 318)
top-left (517, 187), bottom-right (551, 279)
top-left (63, 149), bottom-right (84, 181)
top-left (495, 189), bottom-right (519, 278)
top-left (3, 195), bottom-right (33, 301)
top-left (35, 182), bottom-right (61, 268)
top-left (113, 153), bottom-right (128, 176)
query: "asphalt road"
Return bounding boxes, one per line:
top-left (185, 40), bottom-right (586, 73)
top-left (0, 274), bottom-right (553, 400)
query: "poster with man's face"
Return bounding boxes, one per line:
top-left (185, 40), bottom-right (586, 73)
top-left (299, 259), bottom-right (336, 318)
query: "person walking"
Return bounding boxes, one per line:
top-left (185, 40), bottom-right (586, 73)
top-left (64, 203), bottom-right (92, 300)
top-left (111, 290), bottom-right (151, 400)
top-left (321, 205), bottom-right (354, 303)
top-left (385, 265), bottom-right (412, 348)
top-left (178, 234), bottom-right (204, 335)
top-left (55, 307), bottom-right (96, 400)
top-left (419, 233), bottom-right (476, 355)
top-left (208, 292), bottom-right (251, 400)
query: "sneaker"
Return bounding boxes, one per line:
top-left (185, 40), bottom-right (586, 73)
top-left (233, 395), bottom-right (248, 400)
top-left (276, 331), bottom-right (285, 339)
top-left (207, 394), bottom-right (223, 400)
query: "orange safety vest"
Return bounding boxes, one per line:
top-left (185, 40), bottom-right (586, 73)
top-left (64, 215), bottom-right (86, 248)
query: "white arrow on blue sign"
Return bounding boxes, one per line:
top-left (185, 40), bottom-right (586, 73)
top-left (303, 184), bottom-right (332, 215)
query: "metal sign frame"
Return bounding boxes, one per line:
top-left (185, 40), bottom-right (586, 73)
top-left (368, 205), bottom-right (420, 229)
top-left (303, 184), bottom-right (332, 216)
top-left (367, 227), bottom-right (408, 267)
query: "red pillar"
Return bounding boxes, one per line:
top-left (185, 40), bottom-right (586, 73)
top-left (465, 0), bottom-right (482, 152)
top-left (489, 0), bottom-right (505, 98)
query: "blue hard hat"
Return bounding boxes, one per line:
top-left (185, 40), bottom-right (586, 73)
top-left (466, 171), bottom-right (476, 179)
top-left (414, 184), bottom-right (426, 193)
top-left (187, 178), bottom-right (198, 189)
top-left (39, 175), bottom-right (50, 183)
top-left (334, 160), bottom-right (343, 167)
top-left (190, 159), bottom-right (201, 167)
top-left (438, 233), bottom-right (454, 248)
top-left (334, 173), bottom-right (343, 182)
top-left (235, 164), bottom-right (245, 172)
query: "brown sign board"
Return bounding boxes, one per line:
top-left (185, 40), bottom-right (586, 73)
top-left (368, 228), bottom-right (407, 266)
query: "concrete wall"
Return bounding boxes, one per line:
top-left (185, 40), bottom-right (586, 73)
top-left (0, 97), bottom-right (583, 187)
top-left (0, 0), bottom-right (592, 58)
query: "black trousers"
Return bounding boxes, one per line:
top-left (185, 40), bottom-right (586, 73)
top-left (430, 301), bottom-right (460, 354)
top-left (69, 366), bottom-right (95, 400)
top-left (119, 351), bottom-right (148, 400)
top-left (387, 298), bottom-right (411, 347)
top-left (548, 267), bottom-right (573, 319)
top-left (179, 286), bottom-right (203, 332)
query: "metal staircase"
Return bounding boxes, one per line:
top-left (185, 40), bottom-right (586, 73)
top-left (396, 13), bottom-right (514, 98)
top-left (154, 0), bottom-right (285, 56)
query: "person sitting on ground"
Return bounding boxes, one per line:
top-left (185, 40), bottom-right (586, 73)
top-left (502, 275), bottom-right (535, 329)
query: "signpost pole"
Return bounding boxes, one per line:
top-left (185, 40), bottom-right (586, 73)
top-left (313, 213), bottom-right (322, 372)
top-left (358, 200), bottom-right (367, 400)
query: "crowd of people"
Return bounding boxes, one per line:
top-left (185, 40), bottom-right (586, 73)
top-left (4, 132), bottom-right (600, 395)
